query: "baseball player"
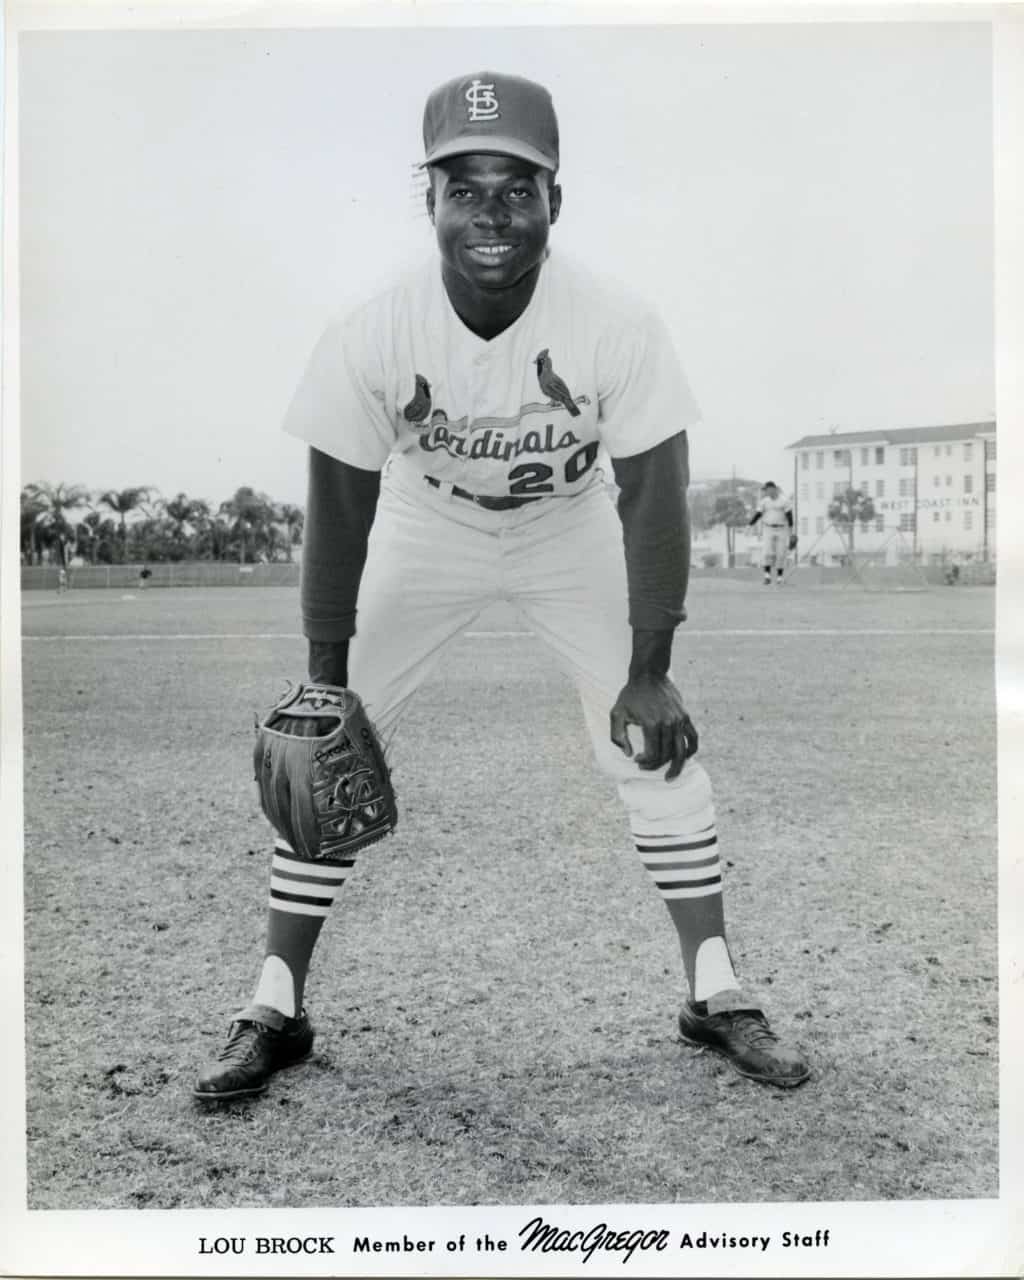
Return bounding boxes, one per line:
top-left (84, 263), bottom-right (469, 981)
top-left (749, 481), bottom-right (796, 584)
top-left (194, 71), bottom-right (810, 1100)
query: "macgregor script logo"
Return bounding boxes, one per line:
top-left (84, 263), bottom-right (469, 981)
top-left (465, 79), bottom-right (499, 122)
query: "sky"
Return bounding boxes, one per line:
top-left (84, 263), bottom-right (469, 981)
top-left (17, 20), bottom-right (994, 509)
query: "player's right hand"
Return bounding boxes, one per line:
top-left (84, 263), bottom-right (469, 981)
top-left (609, 674), bottom-right (698, 781)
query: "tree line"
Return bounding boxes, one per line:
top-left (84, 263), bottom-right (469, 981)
top-left (689, 475), bottom-right (877, 559)
top-left (20, 483), bottom-right (305, 568)
top-left (21, 475), bottom-right (878, 570)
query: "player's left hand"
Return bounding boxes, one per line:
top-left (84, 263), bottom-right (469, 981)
top-left (609, 674), bottom-right (698, 781)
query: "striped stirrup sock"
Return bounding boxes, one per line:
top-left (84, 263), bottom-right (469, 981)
top-left (254, 838), bottom-right (355, 1016)
top-left (634, 822), bottom-right (739, 1002)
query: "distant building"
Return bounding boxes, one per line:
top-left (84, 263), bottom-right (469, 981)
top-left (786, 422), bottom-right (996, 563)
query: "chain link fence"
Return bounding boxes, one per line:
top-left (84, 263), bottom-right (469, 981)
top-left (21, 562), bottom-right (301, 590)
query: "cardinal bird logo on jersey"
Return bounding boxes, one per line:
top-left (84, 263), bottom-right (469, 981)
top-left (403, 374), bottom-right (432, 424)
top-left (535, 349), bottom-right (581, 417)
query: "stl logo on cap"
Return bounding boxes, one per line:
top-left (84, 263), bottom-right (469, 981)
top-left (465, 78), bottom-right (500, 122)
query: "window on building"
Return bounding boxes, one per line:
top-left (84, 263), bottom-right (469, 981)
top-left (875, 447), bottom-right (885, 465)
top-left (899, 477), bottom-right (912, 497)
top-left (801, 452), bottom-right (810, 471)
top-left (933, 446), bottom-right (941, 457)
top-left (833, 449), bottom-right (850, 467)
top-left (875, 479), bottom-right (885, 498)
top-left (944, 510), bottom-right (952, 522)
top-left (899, 446), bottom-right (917, 465)
top-left (985, 439), bottom-right (996, 462)
top-left (986, 473), bottom-right (995, 492)
top-left (945, 445), bottom-right (953, 456)
top-left (833, 481), bottom-right (844, 497)
top-left (945, 475), bottom-right (952, 487)
top-left (876, 516), bottom-right (885, 533)
top-left (964, 510), bottom-right (973, 531)
top-left (964, 474), bottom-right (973, 494)
top-left (816, 516), bottom-right (825, 535)
top-left (933, 475), bottom-right (941, 488)
top-left (800, 517), bottom-right (808, 536)
top-left (899, 513), bottom-right (916, 533)
top-left (799, 484), bottom-right (809, 502)
top-left (963, 443), bottom-right (973, 462)
top-left (933, 511), bottom-right (941, 523)
top-left (816, 482), bottom-right (825, 500)
top-left (986, 507), bottom-right (995, 526)
top-left (860, 447), bottom-right (869, 466)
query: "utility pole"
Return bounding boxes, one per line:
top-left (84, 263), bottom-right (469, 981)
top-left (982, 438), bottom-right (989, 561)
top-left (730, 465), bottom-right (737, 566)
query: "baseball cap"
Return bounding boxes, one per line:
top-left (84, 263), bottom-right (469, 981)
top-left (421, 71), bottom-right (559, 173)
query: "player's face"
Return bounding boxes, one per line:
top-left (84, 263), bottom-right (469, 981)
top-left (427, 154), bottom-right (561, 292)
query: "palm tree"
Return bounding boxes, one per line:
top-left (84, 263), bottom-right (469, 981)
top-left (828, 486), bottom-right (877, 554)
top-left (710, 494), bottom-right (750, 567)
top-left (24, 482), bottom-right (90, 567)
top-left (182, 499), bottom-right (215, 559)
top-left (219, 487), bottom-right (276, 565)
top-left (99, 487), bottom-right (153, 562)
top-left (76, 509), bottom-right (116, 564)
top-left (20, 486), bottom-right (49, 564)
top-left (160, 492), bottom-right (210, 560)
top-left (189, 505), bottom-right (231, 561)
top-left (277, 503), bottom-right (305, 562)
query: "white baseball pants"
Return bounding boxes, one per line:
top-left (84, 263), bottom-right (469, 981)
top-left (347, 456), bottom-right (715, 836)
top-left (761, 525), bottom-right (789, 570)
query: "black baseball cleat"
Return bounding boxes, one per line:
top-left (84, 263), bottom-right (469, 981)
top-left (677, 1001), bottom-right (810, 1089)
top-left (193, 1008), bottom-right (315, 1101)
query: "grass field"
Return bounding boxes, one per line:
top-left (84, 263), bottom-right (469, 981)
top-left (19, 579), bottom-right (997, 1209)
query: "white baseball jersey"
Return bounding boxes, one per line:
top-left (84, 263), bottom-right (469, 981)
top-left (283, 252), bottom-right (700, 497)
top-left (756, 493), bottom-right (792, 527)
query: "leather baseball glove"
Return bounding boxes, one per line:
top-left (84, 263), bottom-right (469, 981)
top-left (254, 683), bottom-right (397, 862)
top-left (788, 534), bottom-right (798, 551)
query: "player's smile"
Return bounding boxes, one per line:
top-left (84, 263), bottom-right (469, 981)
top-left (466, 241), bottom-right (517, 262)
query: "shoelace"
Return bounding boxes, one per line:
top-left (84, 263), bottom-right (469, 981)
top-left (216, 1021), bottom-right (268, 1063)
top-left (719, 1012), bottom-right (779, 1049)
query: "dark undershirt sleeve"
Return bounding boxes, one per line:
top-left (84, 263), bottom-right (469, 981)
top-left (300, 447), bottom-right (381, 642)
top-left (610, 430), bottom-right (690, 632)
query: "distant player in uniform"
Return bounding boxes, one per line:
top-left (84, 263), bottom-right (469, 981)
top-left (194, 72), bottom-right (810, 1101)
top-left (749, 481), bottom-right (795, 585)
